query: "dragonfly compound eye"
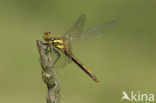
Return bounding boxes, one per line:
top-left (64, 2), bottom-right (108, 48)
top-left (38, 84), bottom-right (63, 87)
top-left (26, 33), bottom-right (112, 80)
top-left (43, 32), bottom-right (52, 41)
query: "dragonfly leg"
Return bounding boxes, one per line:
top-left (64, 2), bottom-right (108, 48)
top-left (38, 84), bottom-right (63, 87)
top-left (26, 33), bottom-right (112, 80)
top-left (42, 43), bottom-right (50, 51)
top-left (43, 43), bottom-right (61, 68)
top-left (50, 48), bottom-right (61, 67)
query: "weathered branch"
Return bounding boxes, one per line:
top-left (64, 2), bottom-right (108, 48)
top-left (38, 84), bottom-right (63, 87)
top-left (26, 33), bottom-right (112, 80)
top-left (36, 40), bottom-right (61, 103)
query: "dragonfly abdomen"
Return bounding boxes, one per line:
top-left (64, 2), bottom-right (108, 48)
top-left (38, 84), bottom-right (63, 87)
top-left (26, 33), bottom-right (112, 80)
top-left (69, 53), bottom-right (99, 82)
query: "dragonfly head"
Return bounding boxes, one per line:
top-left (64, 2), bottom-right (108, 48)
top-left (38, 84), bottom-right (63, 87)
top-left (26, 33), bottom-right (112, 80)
top-left (43, 32), bottom-right (52, 41)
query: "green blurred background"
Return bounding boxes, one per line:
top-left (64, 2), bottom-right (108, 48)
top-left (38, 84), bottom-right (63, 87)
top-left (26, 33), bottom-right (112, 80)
top-left (0, 0), bottom-right (156, 103)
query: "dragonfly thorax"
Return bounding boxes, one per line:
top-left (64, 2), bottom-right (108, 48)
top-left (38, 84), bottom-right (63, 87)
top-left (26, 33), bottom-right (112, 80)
top-left (50, 37), bottom-right (65, 50)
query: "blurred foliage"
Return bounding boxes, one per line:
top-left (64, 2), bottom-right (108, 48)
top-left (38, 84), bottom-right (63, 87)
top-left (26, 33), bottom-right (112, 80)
top-left (0, 0), bottom-right (156, 103)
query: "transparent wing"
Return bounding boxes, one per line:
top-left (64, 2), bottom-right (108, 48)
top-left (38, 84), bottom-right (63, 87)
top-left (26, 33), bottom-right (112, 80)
top-left (62, 14), bottom-right (86, 41)
top-left (63, 14), bottom-right (116, 42)
top-left (49, 48), bottom-right (69, 69)
top-left (77, 20), bottom-right (116, 42)
top-left (62, 14), bottom-right (86, 61)
top-left (61, 14), bottom-right (116, 60)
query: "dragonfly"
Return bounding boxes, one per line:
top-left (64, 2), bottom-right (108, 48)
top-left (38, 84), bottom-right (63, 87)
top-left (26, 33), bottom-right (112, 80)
top-left (43, 14), bottom-right (115, 82)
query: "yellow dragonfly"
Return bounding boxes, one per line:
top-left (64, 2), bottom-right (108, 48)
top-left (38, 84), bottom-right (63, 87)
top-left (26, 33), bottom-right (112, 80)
top-left (43, 14), bottom-right (115, 82)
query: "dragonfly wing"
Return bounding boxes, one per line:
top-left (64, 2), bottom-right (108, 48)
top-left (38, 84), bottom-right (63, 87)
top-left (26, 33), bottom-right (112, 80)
top-left (62, 14), bottom-right (86, 41)
top-left (76, 20), bottom-right (116, 42)
top-left (62, 14), bottom-right (86, 61)
top-left (63, 15), bottom-right (116, 42)
top-left (49, 47), bottom-right (68, 69)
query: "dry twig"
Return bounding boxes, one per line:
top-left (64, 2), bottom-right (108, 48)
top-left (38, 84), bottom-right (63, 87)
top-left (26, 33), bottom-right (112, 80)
top-left (36, 40), bottom-right (61, 103)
